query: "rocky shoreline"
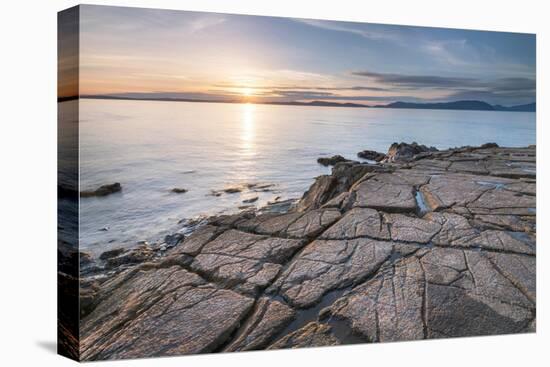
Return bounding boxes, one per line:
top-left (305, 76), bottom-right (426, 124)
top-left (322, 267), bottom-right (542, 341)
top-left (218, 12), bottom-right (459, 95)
top-left (73, 142), bottom-right (536, 360)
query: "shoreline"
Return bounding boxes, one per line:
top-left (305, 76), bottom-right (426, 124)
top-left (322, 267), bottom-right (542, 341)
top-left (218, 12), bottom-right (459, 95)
top-left (61, 142), bottom-right (536, 360)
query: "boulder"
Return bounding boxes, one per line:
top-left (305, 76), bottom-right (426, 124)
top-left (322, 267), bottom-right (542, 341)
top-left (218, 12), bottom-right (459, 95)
top-left (317, 155), bottom-right (350, 166)
top-left (357, 149), bottom-right (385, 161)
top-left (384, 142), bottom-right (438, 163)
top-left (104, 244), bottom-right (155, 269)
top-left (99, 248), bottom-right (126, 261)
top-left (80, 183), bottom-right (121, 198)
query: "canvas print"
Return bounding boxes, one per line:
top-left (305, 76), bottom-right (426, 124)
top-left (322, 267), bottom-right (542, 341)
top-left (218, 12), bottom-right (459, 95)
top-left (58, 5), bottom-right (536, 361)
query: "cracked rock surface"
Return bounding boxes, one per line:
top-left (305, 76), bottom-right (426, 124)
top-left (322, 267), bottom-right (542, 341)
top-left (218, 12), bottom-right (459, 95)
top-left (79, 145), bottom-right (536, 360)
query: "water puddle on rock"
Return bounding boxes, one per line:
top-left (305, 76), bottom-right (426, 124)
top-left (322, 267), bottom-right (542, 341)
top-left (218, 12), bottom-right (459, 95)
top-left (272, 286), bottom-right (367, 345)
top-left (476, 181), bottom-right (507, 189)
top-left (414, 190), bottom-right (429, 216)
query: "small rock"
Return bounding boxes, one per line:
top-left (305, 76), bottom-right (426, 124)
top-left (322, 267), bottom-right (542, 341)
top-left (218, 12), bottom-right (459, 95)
top-left (105, 244), bottom-right (154, 269)
top-left (224, 187), bottom-right (242, 194)
top-left (384, 142), bottom-right (438, 163)
top-left (242, 197), bottom-right (259, 204)
top-left (357, 149), bottom-right (385, 161)
top-left (249, 183), bottom-right (275, 191)
top-left (317, 155), bottom-right (350, 166)
top-left (80, 183), bottom-right (122, 198)
top-left (171, 188), bottom-right (188, 194)
top-left (79, 251), bottom-right (93, 266)
top-left (164, 233), bottom-right (185, 247)
top-left (99, 248), bottom-right (126, 261)
top-left (480, 142), bottom-right (499, 149)
top-left (99, 226), bottom-right (109, 231)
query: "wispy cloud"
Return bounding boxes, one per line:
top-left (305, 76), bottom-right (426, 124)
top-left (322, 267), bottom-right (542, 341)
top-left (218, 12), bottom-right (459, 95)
top-left (295, 19), bottom-right (403, 42)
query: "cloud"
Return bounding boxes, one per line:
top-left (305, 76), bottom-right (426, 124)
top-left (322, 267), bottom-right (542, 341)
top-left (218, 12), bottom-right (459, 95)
top-left (351, 70), bottom-right (535, 104)
top-left (352, 70), bottom-right (478, 88)
top-left (264, 89), bottom-right (424, 103)
top-left (213, 84), bottom-right (388, 92)
top-left (295, 19), bottom-right (403, 42)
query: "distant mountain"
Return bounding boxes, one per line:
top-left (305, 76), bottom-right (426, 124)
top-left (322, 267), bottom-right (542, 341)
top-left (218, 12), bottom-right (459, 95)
top-left (379, 100), bottom-right (494, 111)
top-left (493, 103), bottom-right (536, 112)
top-left (378, 100), bottom-right (536, 112)
top-left (76, 95), bottom-right (535, 112)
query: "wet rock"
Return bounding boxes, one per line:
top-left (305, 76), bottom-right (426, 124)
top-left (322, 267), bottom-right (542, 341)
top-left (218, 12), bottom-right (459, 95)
top-left (164, 232), bottom-right (185, 247)
top-left (357, 149), bottom-right (385, 162)
top-left (242, 196), bottom-right (259, 203)
top-left (224, 187), bottom-right (242, 194)
top-left (260, 198), bottom-right (296, 214)
top-left (317, 155), bottom-right (350, 166)
top-left (171, 188), bottom-right (188, 194)
top-left (80, 183), bottom-right (122, 198)
top-left (99, 248), bottom-right (126, 261)
top-left (80, 251), bottom-right (94, 266)
top-left (105, 244), bottom-right (155, 269)
top-left (331, 162), bottom-right (386, 194)
top-left (384, 142), bottom-right (438, 163)
top-left (296, 175), bottom-right (337, 212)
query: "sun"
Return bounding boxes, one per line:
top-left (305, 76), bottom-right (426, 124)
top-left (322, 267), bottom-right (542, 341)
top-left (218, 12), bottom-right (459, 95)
top-left (242, 87), bottom-right (252, 97)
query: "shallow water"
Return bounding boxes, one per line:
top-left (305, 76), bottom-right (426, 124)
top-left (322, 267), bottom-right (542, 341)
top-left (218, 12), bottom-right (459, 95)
top-left (76, 99), bottom-right (535, 254)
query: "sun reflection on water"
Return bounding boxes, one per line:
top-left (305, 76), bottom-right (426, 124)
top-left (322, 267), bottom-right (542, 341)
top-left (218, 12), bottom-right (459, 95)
top-left (241, 103), bottom-right (256, 155)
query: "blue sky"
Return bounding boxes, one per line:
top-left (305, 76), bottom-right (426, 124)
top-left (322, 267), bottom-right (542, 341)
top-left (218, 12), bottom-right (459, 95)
top-left (77, 5), bottom-right (536, 106)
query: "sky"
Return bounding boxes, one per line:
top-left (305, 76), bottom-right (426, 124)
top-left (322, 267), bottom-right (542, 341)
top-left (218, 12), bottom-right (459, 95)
top-left (70, 5), bottom-right (536, 106)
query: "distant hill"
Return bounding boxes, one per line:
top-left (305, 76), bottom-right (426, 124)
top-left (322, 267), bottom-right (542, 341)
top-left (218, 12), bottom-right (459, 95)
top-left (378, 100), bottom-right (536, 112)
top-left (76, 95), bottom-right (535, 112)
top-left (493, 103), bottom-right (536, 112)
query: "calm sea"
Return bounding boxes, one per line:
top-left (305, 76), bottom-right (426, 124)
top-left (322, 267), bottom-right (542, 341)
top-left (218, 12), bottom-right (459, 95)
top-left (76, 99), bottom-right (535, 254)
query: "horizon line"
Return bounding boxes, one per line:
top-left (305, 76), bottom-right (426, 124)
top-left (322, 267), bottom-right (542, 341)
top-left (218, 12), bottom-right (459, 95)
top-left (58, 94), bottom-right (536, 112)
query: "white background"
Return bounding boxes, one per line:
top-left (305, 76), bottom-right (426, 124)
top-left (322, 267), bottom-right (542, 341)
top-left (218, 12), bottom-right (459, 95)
top-left (0, 0), bottom-right (547, 365)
